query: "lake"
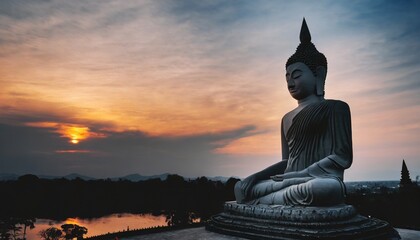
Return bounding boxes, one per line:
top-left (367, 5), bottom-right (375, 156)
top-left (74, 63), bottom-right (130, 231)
top-left (26, 213), bottom-right (167, 239)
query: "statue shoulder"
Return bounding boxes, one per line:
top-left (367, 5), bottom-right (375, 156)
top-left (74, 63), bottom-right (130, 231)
top-left (282, 108), bottom-right (298, 124)
top-left (282, 110), bottom-right (293, 121)
top-left (326, 99), bottom-right (350, 112)
top-left (324, 100), bottom-right (351, 122)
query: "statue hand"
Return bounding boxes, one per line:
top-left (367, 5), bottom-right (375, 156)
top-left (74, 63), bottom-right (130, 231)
top-left (270, 174), bottom-right (284, 181)
top-left (271, 169), bottom-right (309, 182)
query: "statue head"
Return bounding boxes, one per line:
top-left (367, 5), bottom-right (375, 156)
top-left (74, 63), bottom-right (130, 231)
top-left (286, 18), bottom-right (327, 96)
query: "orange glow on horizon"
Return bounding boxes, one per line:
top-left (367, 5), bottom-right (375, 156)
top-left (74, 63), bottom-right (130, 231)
top-left (25, 214), bottom-right (168, 239)
top-left (55, 150), bottom-right (91, 154)
top-left (215, 132), bottom-right (281, 156)
top-left (25, 122), bottom-right (106, 144)
top-left (61, 125), bottom-right (90, 144)
top-left (64, 218), bottom-right (80, 226)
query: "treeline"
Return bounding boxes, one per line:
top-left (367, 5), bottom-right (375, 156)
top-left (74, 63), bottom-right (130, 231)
top-left (0, 174), bottom-right (239, 222)
top-left (1, 174), bottom-right (419, 230)
top-left (346, 186), bottom-right (420, 230)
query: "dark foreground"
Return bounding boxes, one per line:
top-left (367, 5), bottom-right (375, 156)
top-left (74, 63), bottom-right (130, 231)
top-left (100, 227), bottom-right (420, 240)
top-left (0, 175), bottom-right (419, 239)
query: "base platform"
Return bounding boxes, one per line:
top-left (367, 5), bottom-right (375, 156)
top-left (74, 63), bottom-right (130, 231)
top-left (206, 202), bottom-right (401, 240)
top-left (122, 227), bottom-right (420, 240)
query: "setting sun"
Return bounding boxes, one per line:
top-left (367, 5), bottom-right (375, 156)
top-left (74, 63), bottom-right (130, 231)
top-left (25, 122), bottom-right (106, 145)
top-left (62, 126), bottom-right (89, 144)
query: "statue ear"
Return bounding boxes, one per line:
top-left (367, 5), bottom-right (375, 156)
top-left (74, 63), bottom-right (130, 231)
top-left (315, 66), bottom-right (326, 96)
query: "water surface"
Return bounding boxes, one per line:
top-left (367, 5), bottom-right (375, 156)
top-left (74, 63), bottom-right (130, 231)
top-left (27, 213), bottom-right (167, 239)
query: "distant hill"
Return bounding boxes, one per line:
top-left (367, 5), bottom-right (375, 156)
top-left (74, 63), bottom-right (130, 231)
top-left (344, 180), bottom-right (401, 194)
top-left (1, 173), bottom-right (407, 186)
top-left (0, 173), bottom-right (19, 181)
top-left (112, 173), bottom-right (170, 182)
top-left (33, 173), bottom-right (96, 181)
top-left (0, 173), bottom-right (240, 182)
top-left (345, 180), bottom-right (400, 188)
top-left (192, 176), bottom-right (235, 182)
top-left (63, 173), bottom-right (97, 181)
top-left (112, 174), bottom-right (237, 182)
top-left (0, 173), bottom-right (175, 182)
top-left (0, 173), bottom-right (97, 181)
top-left (0, 173), bottom-right (96, 181)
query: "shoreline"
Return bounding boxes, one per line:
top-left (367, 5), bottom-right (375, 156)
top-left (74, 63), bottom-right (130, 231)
top-left (85, 222), bottom-right (204, 240)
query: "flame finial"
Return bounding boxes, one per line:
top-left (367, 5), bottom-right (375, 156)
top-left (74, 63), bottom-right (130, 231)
top-left (300, 18), bottom-right (311, 44)
top-left (286, 18), bottom-right (327, 78)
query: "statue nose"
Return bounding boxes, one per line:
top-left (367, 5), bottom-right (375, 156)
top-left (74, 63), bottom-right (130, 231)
top-left (286, 77), bottom-right (295, 88)
top-left (287, 80), bottom-right (295, 89)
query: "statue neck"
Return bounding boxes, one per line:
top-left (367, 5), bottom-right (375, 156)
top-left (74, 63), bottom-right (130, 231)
top-left (297, 95), bottom-right (325, 108)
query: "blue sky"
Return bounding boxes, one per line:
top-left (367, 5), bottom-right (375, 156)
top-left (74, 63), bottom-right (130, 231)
top-left (0, 1), bottom-right (419, 181)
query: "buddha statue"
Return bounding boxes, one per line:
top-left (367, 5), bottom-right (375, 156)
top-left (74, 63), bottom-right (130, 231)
top-left (234, 18), bottom-right (353, 206)
top-left (209, 19), bottom-right (400, 240)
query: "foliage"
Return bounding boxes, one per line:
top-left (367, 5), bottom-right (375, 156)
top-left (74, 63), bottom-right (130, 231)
top-left (1, 174), bottom-right (420, 237)
top-left (346, 186), bottom-right (420, 230)
top-left (400, 160), bottom-right (414, 189)
top-left (39, 224), bottom-right (87, 240)
top-left (61, 224), bottom-right (87, 240)
top-left (39, 227), bottom-right (62, 240)
top-left (165, 210), bottom-right (197, 227)
top-left (0, 175), bottom-right (239, 223)
top-left (0, 217), bottom-right (35, 240)
top-left (0, 220), bottom-right (12, 240)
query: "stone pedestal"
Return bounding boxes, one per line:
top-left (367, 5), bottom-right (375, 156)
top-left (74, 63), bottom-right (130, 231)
top-left (206, 201), bottom-right (401, 240)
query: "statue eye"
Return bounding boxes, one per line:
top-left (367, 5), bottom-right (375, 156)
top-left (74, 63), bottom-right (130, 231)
top-left (292, 70), bottom-right (302, 79)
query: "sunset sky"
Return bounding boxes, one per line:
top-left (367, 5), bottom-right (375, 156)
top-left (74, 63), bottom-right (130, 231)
top-left (1, 0), bottom-right (419, 181)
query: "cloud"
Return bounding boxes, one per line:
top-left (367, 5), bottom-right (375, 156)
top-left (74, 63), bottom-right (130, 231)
top-left (0, 122), bottom-right (258, 178)
top-left (0, 1), bottom-right (419, 180)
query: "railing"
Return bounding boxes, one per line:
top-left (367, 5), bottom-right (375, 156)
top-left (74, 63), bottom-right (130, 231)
top-left (85, 222), bottom-right (204, 240)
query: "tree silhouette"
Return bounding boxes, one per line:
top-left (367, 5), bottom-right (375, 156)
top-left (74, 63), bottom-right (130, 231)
top-left (16, 218), bottom-right (35, 240)
top-left (9, 219), bottom-right (22, 240)
top-left (400, 159), bottom-right (413, 189)
top-left (39, 227), bottom-right (62, 240)
top-left (0, 217), bottom-right (34, 240)
top-left (165, 210), bottom-right (196, 227)
top-left (0, 219), bottom-right (12, 240)
top-left (61, 224), bottom-right (87, 240)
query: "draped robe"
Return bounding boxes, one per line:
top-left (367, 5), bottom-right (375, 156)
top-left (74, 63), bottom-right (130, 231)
top-left (244, 100), bottom-right (352, 206)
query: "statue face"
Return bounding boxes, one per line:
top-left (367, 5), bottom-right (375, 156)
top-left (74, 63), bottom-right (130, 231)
top-left (285, 62), bottom-right (317, 100)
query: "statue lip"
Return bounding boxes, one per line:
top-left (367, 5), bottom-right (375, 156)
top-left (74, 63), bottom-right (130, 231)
top-left (288, 85), bottom-right (296, 92)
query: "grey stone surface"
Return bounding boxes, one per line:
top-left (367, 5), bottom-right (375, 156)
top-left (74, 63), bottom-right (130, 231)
top-left (207, 18), bottom-right (400, 240)
top-left (396, 228), bottom-right (420, 240)
top-left (122, 227), bottom-right (419, 240)
top-left (121, 227), bottom-right (243, 240)
top-left (223, 201), bottom-right (357, 222)
top-left (234, 18), bottom-right (352, 208)
top-left (207, 202), bottom-right (400, 239)
top-left (207, 208), bottom-right (400, 240)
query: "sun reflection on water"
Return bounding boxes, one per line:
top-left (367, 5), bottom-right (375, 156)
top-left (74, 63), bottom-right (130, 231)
top-left (26, 214), bottom-right (167, 240)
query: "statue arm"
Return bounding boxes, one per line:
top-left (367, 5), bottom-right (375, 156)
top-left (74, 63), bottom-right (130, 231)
top-left (307, 101), bottom-right (353, 179)
top-left (237, 120), bottom-right (289, 200)
top-left (237, 160), bottom-right (288, 202)
top-left (238, 160), bottom-right (288, 200)
top-left (281, 117), bottom-right (289, 161)
top-left (273, 101), bottom-right (352, 181)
